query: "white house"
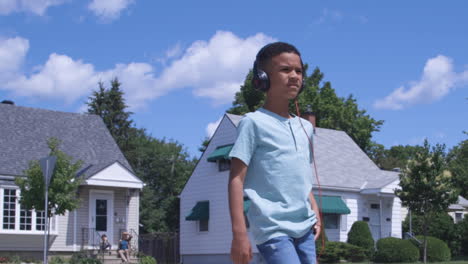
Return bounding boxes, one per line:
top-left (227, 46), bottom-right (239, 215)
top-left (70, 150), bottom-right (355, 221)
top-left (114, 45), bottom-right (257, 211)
top-left (0, 103), bottom-right (143, 258)
top-left (180, 113), bottom-right (402, 264)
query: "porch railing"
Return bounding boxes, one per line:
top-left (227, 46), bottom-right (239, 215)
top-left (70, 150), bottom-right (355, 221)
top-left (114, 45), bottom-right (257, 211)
top-left (81, 227), bottom-right (102, 250)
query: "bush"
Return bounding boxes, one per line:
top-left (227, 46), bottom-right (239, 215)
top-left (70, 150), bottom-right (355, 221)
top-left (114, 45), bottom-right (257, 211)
top-left (50, 256), bottom-right (67, 264)
top-left (342, 243), bottom-right (367, 262)
top-left (374, 237), bottom-right (419, 263)
top-left (318, 241), bottom-right (342, 263)
top-left (403, 212), bottom-right (460, 255)
top-left (0, 257), bottom-right (9, 263)
top-left (139, 255), bottom-right (157, 264)
top-left (347, 221), bottom-right (374, 258)
top-left (70, 252), bottom-right (101, 264)
top-left (9, 255), bottom-right (20, 264)
top-left (412, 236), bottom-right (451, 262)
top-left (457, 216), bottom-right (468, 256)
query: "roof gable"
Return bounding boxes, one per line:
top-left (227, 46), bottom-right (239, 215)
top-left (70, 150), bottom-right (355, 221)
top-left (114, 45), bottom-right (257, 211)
top-left (0, 104), bottom-right (134, 179)
top-left (86, 162), bottom-right (143, 189)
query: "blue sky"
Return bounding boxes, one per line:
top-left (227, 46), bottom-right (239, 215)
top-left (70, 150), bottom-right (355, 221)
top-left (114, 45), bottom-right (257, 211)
top-left (1, 0), bottom-right (467, 158)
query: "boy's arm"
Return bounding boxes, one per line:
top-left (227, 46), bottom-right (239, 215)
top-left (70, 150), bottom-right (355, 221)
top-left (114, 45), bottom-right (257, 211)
top-left (228, 158), bottom-right (252, 264)
top-left (309, 192), bottom-right (322, 240)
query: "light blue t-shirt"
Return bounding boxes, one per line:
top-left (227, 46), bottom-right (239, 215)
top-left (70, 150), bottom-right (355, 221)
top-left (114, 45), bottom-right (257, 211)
top-left (229, 108), bottom-right (317, 245)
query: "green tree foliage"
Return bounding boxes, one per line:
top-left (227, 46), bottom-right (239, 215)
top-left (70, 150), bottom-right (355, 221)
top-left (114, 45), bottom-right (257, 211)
top-left (227, 67), bottom-right (383, 153)
top-left (347, 221), bottom-right (375, 258)
top-left (368, 144), bottom-right (424, 170)
top-left (395, 139), bottom-right (459, 263)
top-left (457, 216), bottom-right (468, 255)
top-left (447, 139), bottom-right (468, 198)
top-left (15, 138), bottom-right (82, 217)
top-left (133, 133), bottom-right (196, 233)
top-left (87, 78), bottom-right (133, 154)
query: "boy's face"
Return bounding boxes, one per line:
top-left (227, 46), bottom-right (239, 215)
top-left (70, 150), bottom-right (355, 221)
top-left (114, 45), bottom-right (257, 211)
top-left (265, 52), bottom-right (303, 100)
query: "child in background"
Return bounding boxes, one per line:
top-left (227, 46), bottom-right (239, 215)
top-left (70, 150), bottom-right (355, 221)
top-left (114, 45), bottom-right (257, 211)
top-left (99, 234), bottom-right (112, 255)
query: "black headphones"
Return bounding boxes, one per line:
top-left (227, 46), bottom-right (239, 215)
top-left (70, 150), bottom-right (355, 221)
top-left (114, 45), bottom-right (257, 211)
top-left (252, 48), bottom-right (306, 94)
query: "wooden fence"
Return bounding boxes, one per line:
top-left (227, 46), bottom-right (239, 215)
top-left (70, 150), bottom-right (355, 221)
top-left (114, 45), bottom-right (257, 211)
top-left (139, 232), bottom-right (179, 264)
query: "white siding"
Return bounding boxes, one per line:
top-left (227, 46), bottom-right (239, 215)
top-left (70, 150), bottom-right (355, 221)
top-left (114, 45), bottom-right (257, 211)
top-left (127, 189), bottom-right (140, 248)
top-left (390, 197), bottom-right (402, 238)
top-left (180, 116), bottom-right (246, 255)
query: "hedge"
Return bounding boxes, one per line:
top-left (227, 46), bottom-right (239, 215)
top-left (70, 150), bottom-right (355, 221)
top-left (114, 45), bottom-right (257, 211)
top-left (347, 221), bottom-right (374, 258)
top-left (412, 235), bottom-right (451, 262)
top-left (374, 237), bottom-right (419, 263)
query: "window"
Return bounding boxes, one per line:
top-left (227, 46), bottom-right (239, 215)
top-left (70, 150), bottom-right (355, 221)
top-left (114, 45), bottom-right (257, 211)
top-left (3, 189), bottom-right (16, 230)
top-left (1, 188), bottom-right (53, 233)
top-left (199, 219), bottom-right (209, 232)
top-left (36, 211), bottom-right (46, 231)
top-left (455, 213), bottom-right (463, 223)
top-left (20, 206), bottom-right (32, 230)
top-left (323, 213), bottom-right (339, 229)
top-left (218, 159), bottom-right (231, 171)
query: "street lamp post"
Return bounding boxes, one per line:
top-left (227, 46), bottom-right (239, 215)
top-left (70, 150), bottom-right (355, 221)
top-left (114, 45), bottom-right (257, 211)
top-left (40, 156), bottom-right (57, 264)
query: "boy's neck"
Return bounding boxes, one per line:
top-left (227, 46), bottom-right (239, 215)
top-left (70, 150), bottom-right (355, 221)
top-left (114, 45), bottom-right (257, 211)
top-left (263, 98), bottom-right (291, 118)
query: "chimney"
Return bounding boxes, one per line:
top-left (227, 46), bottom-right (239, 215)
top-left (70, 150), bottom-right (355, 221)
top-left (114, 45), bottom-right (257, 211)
top-left (301, 104), bottom-right (316, 133)
top-left (1, 100), bottom-right (15, 105)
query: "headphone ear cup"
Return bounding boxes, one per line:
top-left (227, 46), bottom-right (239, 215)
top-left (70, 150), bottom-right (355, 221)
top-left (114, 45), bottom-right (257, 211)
top-left (252, 61), bottom-right (270, 91)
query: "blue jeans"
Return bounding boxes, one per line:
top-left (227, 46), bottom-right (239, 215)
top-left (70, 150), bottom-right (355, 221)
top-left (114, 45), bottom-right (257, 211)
top-left (257, 230), bottom-right (316, 264)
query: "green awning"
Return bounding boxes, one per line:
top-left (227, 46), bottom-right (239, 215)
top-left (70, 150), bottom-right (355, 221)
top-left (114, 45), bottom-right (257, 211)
top-left (314, 195), bottom-right (351, 214)
top-left (207, 144), bottom-right (233, 162)
top-left (185, 201), bottom-right (209, 221)
top-left (243, 197), bottom-right (251, 214)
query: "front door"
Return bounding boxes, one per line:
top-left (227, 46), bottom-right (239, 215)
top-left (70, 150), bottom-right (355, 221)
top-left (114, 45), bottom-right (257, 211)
top-left (89, 191), bottom-right (114, 247)
top-left (369, 202), bottom-right (381, 242)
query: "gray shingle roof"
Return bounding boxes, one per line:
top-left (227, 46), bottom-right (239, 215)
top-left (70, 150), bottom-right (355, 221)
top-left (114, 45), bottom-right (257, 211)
top-left (0, 103), bottom-right (133, 178)
top-left (226, 113), bottom-right (397, 190)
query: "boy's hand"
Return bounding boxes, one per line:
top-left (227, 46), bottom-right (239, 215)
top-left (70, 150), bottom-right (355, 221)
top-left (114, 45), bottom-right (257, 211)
top-left (230, 234), bottom-right (252, 264)
top-left (313, 223), bottom-right (321, 241)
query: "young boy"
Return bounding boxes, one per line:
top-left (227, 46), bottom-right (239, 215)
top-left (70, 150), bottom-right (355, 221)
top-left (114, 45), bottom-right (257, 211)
top-left (228, 42), bottom-right (321, 264)
top-left (99, 234), bottom-right (112, 255)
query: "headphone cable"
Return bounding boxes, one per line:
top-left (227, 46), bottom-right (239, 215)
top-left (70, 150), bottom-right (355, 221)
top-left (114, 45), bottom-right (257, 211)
top-left (295, 100), bottom-right (325, 263)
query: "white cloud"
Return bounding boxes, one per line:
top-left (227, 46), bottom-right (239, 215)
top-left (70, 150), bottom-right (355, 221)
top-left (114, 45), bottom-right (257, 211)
top-left (155, 30), bottom-right (275, 104)
top-left (88, 0), bottom-right (134, 21)
top-left (315, 8), bottom-right (343, 25)
top-left (0, 0), bottom-right (67, 15)
top-left (374, 55), bottom-right (468, 110)
top-left (5, 53), bottom-right (99, 103)
top-left (0, 37), bottom-right (29, 73)
top-left (0, 31), bottom-right (274, 109)
top-left (206, 117), bottom-right (222, 139)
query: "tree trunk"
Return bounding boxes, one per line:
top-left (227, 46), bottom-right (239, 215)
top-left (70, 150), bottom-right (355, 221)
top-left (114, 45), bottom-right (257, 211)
top-left (423, 217), bottom-right (428, 264)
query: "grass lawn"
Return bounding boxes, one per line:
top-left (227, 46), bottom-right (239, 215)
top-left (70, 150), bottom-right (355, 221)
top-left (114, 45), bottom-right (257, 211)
top-left (340, 260), bottom-right (468, 264)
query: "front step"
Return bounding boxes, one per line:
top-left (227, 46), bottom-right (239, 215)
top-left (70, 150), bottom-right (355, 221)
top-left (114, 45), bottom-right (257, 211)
top-left (94, 252), bottom-right (139, 264)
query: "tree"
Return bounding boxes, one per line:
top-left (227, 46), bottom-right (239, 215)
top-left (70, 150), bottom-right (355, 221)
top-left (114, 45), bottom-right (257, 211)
top-left (368, 143), bottom-right (425, 170)
top-left (15, 138), bottom-right (83, 217)
top-left (15, 138), bottom-right (83, 250)
top-left (395, 139), bottom-right (459, 263)
top-left (447, 139), bottom-right (468, 198)
top-left (87, 78), bottom-right (133, 154)
top-left (87, 80), bottom-right (197, 233)
top-left (131, 133), bottom-right (196, 233)
top-left (227, 67), bottom-right (383, 153)
top-left (198, 137), bottom-right (210, 153)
